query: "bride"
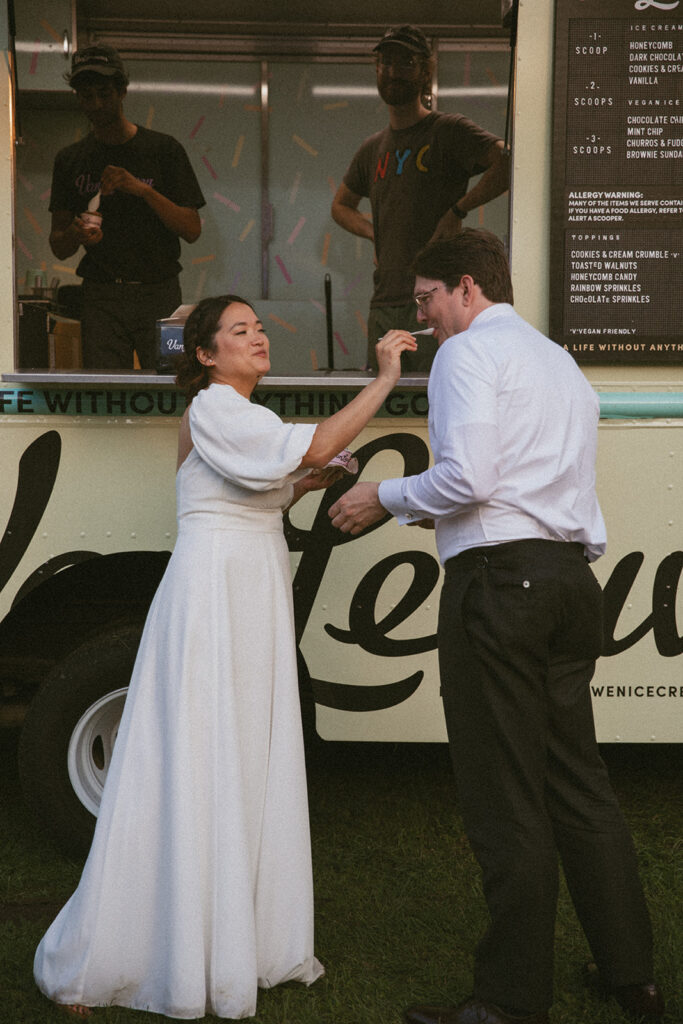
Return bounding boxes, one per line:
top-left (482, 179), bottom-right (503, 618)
top-left (34, 294), bottom-right (416, 1020)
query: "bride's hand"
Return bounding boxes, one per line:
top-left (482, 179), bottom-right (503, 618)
top-left (375, 330), bottom-right (418, 385)
top-left (302, 466), bottom-right (345, 490)
top-left (286, 468), bottom-right (345, 511)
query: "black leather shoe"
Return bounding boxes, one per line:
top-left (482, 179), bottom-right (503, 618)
top-left (614, 982), bottom-right (665, 1020)
top-left (403, 998), bottom-right (550, 1024)
top-left (584, 962), bottom-right (665, 1020)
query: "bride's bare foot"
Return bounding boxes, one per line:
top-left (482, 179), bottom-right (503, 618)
top-left (58, 1005), bottom-right (93, 1019)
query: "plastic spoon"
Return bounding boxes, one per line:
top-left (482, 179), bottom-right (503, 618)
top-left (378, 327), bottom-right (435, 340)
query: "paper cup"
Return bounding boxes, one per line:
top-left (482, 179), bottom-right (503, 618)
top-left (326, 449), bottom-right (359, 475)
top-left (80, 211), bottom-right (102, 230)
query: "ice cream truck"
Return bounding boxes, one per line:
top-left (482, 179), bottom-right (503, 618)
top-left (1, 0), bottom-right (681, 852)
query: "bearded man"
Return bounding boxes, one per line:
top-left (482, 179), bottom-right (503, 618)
top-left (331, 25), bottom-right (509, 371)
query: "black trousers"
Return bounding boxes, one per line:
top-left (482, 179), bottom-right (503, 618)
top-left (438, 539), bottom-right (654, 1013)
top-left (81, 277), bottom-right (182, 370)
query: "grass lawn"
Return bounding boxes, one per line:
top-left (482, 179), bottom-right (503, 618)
top-left (1, 728), bottom-right (681, 1023)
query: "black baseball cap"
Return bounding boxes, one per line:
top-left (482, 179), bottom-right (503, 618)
top-left (373, 26), bottom-right (432, 57)
top-left (67, 44), bottom-right (128, 86)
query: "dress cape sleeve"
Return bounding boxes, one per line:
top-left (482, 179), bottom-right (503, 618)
top-left (189, 385), bottom-right (317, 490)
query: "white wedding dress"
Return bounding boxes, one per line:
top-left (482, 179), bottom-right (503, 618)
top-left (34, 383), bottom-right (324, 1019)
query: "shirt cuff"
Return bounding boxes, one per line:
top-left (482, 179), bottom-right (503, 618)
top-left (378, 478), bottom-right (422, 524)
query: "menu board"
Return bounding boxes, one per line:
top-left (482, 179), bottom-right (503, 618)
top-left (550, 0), bottom-right (683, 362)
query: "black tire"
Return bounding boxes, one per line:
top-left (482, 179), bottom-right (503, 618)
top-left (18, 624), bottom-right (143, 856)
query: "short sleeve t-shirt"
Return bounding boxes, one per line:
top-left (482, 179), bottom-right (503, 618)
top-left (50, 126), bottom-right (206, 283)
top-left (343, 112), bottom-right (499, 306)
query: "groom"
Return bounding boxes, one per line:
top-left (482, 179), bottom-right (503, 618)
top-left (329, 230), bottom-right (664, 1024)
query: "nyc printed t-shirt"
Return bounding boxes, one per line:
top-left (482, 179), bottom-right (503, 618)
top-left (343, 112), bottom-right (499, 307)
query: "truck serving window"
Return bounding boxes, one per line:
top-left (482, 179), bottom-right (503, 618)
top-left (10, 38), bottom-right (510, 383)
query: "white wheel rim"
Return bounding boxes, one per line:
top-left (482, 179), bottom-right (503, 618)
top-left (67, 688), bottom-right (128, 816)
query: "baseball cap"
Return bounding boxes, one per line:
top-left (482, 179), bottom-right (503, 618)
top-left (373, 26), bottom-right (432, 57)
top-left (67, 44), bottom-right (128, 86)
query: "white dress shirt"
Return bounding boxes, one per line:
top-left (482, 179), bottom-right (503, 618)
top-left (378, 303), bottom-right (607, 564)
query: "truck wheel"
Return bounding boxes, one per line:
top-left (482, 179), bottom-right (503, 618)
top-left (18, 625), bottom-right (142, 856)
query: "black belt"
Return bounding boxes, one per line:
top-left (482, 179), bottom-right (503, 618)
top-left (445, 539), bottom-right (586, 574)
top-left (84, 277), bottom-right (144, 285)
top-left (84, 277), bottom-right (175, 286)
